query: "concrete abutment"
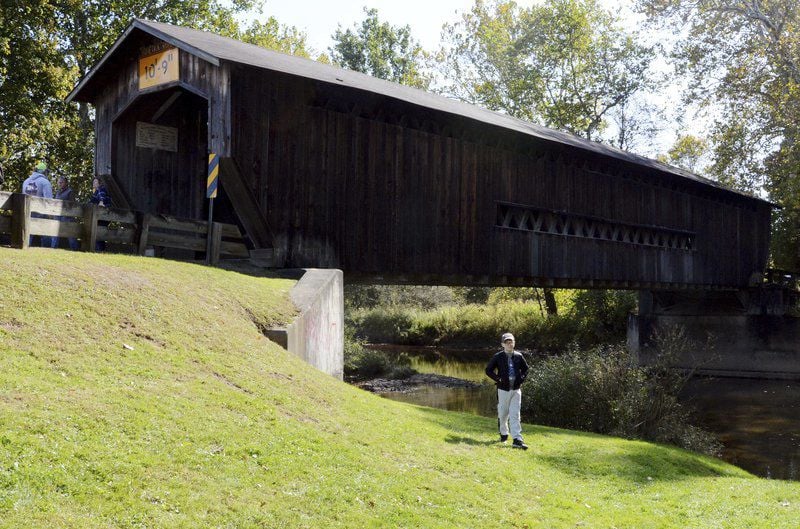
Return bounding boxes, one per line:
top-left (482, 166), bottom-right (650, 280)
top-left (265, 269), bottom-right (344, 380)
top-left (628, 289), bottom-right (800, 379)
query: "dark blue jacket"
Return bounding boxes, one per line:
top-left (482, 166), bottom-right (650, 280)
top-left (485, 350), bottom-right (529, 391)
top-left (90, 185), bottom-right (111, 207)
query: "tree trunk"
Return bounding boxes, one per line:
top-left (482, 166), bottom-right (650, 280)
top-left (543, 288), bottom-right (557, 316)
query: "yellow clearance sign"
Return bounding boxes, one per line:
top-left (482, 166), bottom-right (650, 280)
top-left (138, 48), bottom-right (179, 89)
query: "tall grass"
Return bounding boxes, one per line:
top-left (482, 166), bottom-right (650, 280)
top-left (345, 285), bottom-right (635, 350)
top-left (347, 295), bottom-right (633, 351)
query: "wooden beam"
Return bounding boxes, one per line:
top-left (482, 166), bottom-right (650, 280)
top-left (28, 196), bottom-right (83, 217)
top-left (96, 226), bottom-right (136, 245)
top-left (218, 157), bottom-right (274, 249)
top-left (99, 173), bottom-right (134, 211)
top-left (82, 205), bottom-right (99, 252)
top-left (221, 240), bottom-right (249, 258)
top-left (147, 232), bottom-right (205, 252)
top-left (11, 193), bottom-right (31, 249)
top-left (137, 213), bottom-right (152, 255)
top-left (209, 222), bottom-right (223, 266)
top-left (151, 92), bottom-right (182, 122)
top-left (29, 217), bottom-right (82, 238)
top-left (148, 215), bottom-right (209, 234)
top-left (96, 207), bottom-right (137, 224)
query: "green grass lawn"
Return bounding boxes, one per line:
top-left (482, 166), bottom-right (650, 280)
top-left (1, 248), bottom-right (798, 528)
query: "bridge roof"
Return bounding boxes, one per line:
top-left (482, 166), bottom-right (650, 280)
top-left (69, 19), bottom-right (771, 206)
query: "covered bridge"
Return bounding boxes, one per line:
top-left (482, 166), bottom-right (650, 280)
top-left (68, 20), bottom-right (773, 290)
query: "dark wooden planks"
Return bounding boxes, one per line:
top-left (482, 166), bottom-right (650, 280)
top-left (86, 46), bottom-right (771, 289)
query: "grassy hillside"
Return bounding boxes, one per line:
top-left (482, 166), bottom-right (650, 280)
top-left (0, 248), bottom-right (798, 528)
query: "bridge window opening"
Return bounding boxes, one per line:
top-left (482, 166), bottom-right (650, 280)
top-left (495, 202), bottom-right (696, 251)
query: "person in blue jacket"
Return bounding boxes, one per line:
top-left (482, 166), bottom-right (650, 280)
top-left (21, 162), bottom-right (54, 247)
top-left (89, 177), bottom-right (111, 207)
top-left (89, 177), bottom-right (112, 251)
top-left (485, 332), bottom-right (529, 449)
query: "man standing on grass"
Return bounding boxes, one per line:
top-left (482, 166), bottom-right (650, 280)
top-left (485, 332), bottom-right (529, 450)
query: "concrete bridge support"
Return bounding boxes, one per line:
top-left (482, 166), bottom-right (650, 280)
top-left (628, 289), bottom-right (800, 379)
top-left (266, 269), bottom-right (344, 380)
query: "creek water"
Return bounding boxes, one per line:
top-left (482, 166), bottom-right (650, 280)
top-left (375, 346), bottom-right (800, 481)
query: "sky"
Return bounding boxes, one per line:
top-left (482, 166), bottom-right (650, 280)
top-left (250, 1), bottom-right (680, 157)
top-left (259, 0), bottom-right (540, 54)
top-left (258, 0), bottom-right (640, 54)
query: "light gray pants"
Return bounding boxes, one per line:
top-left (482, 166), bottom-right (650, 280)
top-left (497, 388), bottom-right (522, 440)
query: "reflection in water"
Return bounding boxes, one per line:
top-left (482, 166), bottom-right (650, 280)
top-left (408, 354), bottom-right (489, 382)
top-left (378, 347), bottom-right (800, 481)
top-left (382, 349), bottom-right (511, 419)
top-left (387, 350), bottom-right (499, 417)
top-left (388, 385), bottom-right (498, 417)
top-left (682, 377), bottom-right (800, 481)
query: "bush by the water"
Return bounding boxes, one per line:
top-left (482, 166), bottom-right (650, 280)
top-left (523, 333), bottom-right (721, 455)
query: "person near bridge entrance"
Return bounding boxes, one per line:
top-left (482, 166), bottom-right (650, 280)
top-left (89, 177), bottom-right (112, 251)
top-left (21, 162), bottom-right (54, 247)
top-left (485, 332), bottom-right (529, 450)
top-left (22, 162), bottom-right (53, 198)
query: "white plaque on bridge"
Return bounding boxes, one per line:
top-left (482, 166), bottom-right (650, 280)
top-left (136, 122), bottom-right (178, 152)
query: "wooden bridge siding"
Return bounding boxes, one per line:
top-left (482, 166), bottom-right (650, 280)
top-left (93, 49), bottom-right (140, 177)
top-left (227, 69), bottom-right (768, 287)
top-left (488, 147), bottom-right (694, 284)
top-left (111, 94), bottom-right (207, 219)
top-left (501, 141), bottom-right (761, 286)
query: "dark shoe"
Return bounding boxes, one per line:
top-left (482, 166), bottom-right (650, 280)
top-left (512, 438), bottom-right (528, 450)
top-left (499, 434), bottom-right (508, 442)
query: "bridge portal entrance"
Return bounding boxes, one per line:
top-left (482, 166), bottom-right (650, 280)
top-left (112, 87), bottom-right (206, 219)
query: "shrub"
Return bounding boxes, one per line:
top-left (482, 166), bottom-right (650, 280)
top-left (569, 289), bottom-right (637, 344)
top-left (348, 301), bottom-right (605, 351)
top-left (524, 346), bottom-right (623, 433)
top-left (451, 286), bottom-right (492, 305)
top-left (386, 365), bottom-right (417, 380)
top-left (522, 341), bottom-right (721, 456)
top-left (347, 306), bottom-right (419, 343)
top-left (487, 287), bottom-right (543, 305)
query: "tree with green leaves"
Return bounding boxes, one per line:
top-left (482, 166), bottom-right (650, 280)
top-left (242, 17), bottom-right (310, 57)
top-left (0, 1), bottom-right (83, 189)
top-left (638, 0), bottom-right (800, 270)
top-left (438, 0), bottom-right (660, 314)
top-left (438, 0), bottom-right (659, 144)
top-left (658, 134), bottom-right (709, 174)
top-left (329, 7), bottom-right (430, 89)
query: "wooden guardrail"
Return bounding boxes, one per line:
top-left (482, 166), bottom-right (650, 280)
top-left (0, 191), bottom-right (248, 265)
